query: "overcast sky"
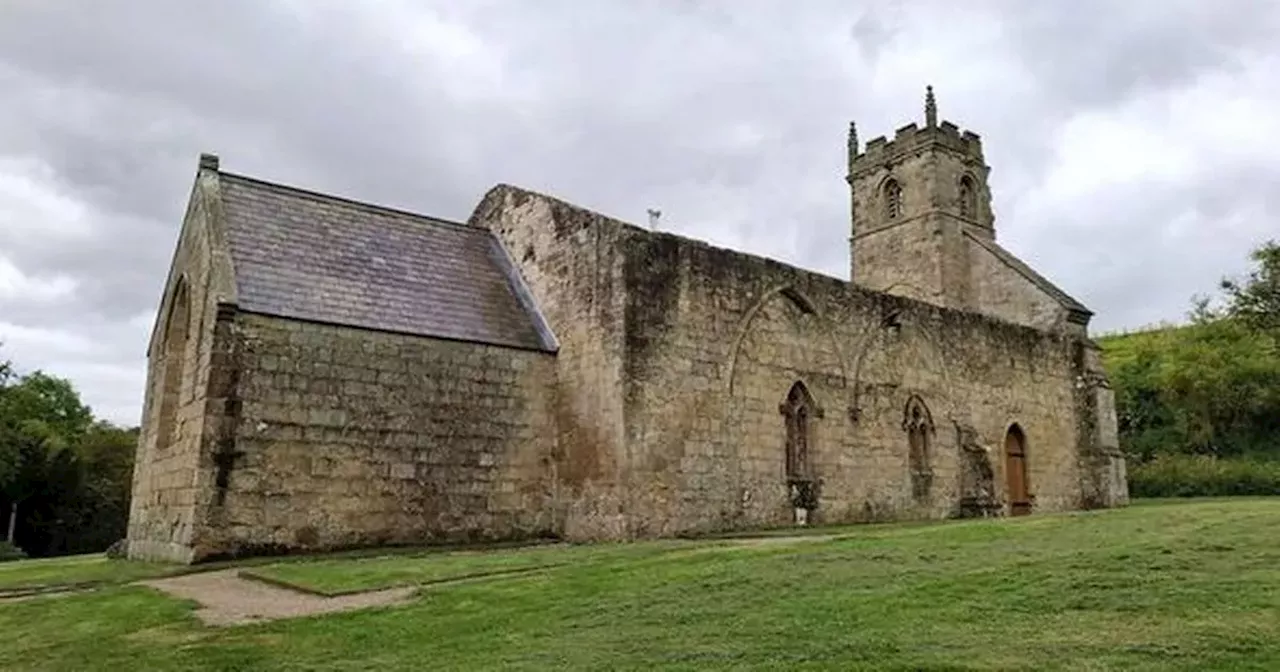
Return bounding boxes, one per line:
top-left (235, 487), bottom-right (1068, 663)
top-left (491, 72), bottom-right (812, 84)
top-left (2, 0), bottom-right (1278, 426)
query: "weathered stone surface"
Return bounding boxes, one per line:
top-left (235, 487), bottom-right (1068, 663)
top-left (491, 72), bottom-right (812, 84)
top-left (189, 313), bottom-right (559, 559)
top-left (127, 165), bottom-right (237, 564)
top-left (127, 96), bottom-right (1127, 564)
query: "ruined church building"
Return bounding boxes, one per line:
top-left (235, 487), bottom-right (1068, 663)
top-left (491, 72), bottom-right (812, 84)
top-left (128, 89), bottom-right (1129, 563)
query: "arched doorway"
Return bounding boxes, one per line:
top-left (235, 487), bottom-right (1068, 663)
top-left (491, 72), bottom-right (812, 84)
top-left (1004, 424), bottom-right (1031, 516)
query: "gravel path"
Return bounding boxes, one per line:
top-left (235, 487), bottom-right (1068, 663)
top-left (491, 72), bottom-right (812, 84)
top-left (16, 534), bottom-right (839, 626)
top-left (139, 569), bottom-right (416, 627)
top-left (727, 534), bottom-right (838, 547)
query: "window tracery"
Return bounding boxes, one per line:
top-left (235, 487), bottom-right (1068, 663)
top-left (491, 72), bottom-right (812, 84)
top-left (884, 178), bottom-right (903, 220)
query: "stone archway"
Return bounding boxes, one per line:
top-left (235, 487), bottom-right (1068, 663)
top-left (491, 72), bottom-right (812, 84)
top-left (153, 279), bottom-right (191, 457)
top-left (1004, 424), bottom-right (1031, 516)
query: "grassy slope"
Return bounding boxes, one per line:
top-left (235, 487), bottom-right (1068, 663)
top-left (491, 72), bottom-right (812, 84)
top-left (1094, 324), bottom-right (1183, 374)
top-left (1, 499), bottom-right (1278, 671)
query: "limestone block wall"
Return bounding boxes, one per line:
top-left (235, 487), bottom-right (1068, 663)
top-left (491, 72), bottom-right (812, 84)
top-left (969, 238), bottom-right (1067, 331)
top-left (469, 186), bottom-right (631, 540)
top-left (190, 313), bottom-right (559, 561)
top-left (1075, 341), bottom-right (1131, 509)
top-left (851, 217), bottom-right (942, 306)
top-left (128, 173), bottom-right (226, 563)
top-left (618, 227), bottom-right (1091, 536)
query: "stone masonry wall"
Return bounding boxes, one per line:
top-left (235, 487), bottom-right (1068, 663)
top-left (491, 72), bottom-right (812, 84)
top-left (969, 237), bottom-right (1067, 331)
top-left (618, 226), bottom-right (1091, 536)
top-left (191, 312), bottom-right (559, 561)
top-left (469, 185), bottom-right (632, 540)
top-left (851, 217), bottom-right (942, 307)
top-left (128, 171), bottom-right (227, 563)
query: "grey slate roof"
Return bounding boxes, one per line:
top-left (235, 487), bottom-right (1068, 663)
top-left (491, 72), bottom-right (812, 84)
top-left (964, 230), bottom-right (1092, 321)
top-left (217, 172), bottom-right (555, 352)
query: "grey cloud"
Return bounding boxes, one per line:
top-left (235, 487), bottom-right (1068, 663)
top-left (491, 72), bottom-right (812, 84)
top-left (1013, 159), bottom-right (1280, 332)
top-left (1005, 0), bottom-right (1277, 109)
top-left (0, 1), bottom-right (1277, 424)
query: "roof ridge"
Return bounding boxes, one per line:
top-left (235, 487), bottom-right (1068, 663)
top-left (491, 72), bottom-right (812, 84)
top-left (219, 170), bottom-right (472, 232)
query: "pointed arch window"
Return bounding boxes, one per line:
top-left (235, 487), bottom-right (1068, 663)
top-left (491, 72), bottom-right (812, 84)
top-left (154, 280), bottom-right (191, 456)
top-left (903, 395), bottom-right (935, 501)
top-left (884, 178), bottom-right (903, 221)
top-left (780, 382), bottom-right (822, 482)
top-left (959, 175), bottom-right (976, 219)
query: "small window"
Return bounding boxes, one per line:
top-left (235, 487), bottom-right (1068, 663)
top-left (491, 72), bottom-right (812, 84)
top-left (959, 176), bottom-right (976, 218)
top-left (884, 179), bottom-right (903, 220)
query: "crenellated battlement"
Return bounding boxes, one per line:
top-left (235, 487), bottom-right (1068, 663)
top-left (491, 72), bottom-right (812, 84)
top-left (846, 86), bottom-right (985, 178)
top-left (850, 118), bottom-right (985, 176)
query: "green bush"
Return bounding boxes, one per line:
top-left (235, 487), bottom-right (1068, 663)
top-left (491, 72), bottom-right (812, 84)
top-left (1128, 454), bottom-right (1280, 498)
top-left (0, 541), bottom-right (28, 562)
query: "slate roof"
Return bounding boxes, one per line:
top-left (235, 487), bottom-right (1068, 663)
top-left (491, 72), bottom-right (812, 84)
top-left (216, 172), bottom-right (555, 352)
top-left (964, 230), bottom-right (1092, 322)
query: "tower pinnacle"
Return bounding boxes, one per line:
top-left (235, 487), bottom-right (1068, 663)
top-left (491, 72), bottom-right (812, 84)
top-left (847, 121), bottom-right (858, 170)
top-left (925, 85), bottom-right (937, 128)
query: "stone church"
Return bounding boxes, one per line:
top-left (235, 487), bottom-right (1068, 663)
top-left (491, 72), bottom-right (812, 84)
top-left (127, 90), bottom-right (1128, 563)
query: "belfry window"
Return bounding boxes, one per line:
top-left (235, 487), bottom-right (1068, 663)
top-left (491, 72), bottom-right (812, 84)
top-left (959, 176), bottom-right (976, 218)
top-left (884, 179), bottom-right (903, 220)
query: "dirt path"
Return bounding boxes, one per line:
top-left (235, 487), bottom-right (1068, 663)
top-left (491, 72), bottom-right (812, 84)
top-left (719, 532), bottom-right (843, 547)
top-left (14, 534), bottom-right (841, 625)
top-left (139, 569), bottom-right (416, 627)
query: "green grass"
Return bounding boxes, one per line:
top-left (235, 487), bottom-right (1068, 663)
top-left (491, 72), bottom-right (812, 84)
top-left (0, 554), bottom-right (182, 593)
top-left (2, 499), bottom-right (1279, 670)
top-left (240, 539), bottom-right (695, 595)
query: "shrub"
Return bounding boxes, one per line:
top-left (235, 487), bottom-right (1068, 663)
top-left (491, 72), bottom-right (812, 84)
top-left (104, 539), bottom-right (126, 559)
top-left (0, 541), bottom-right (28, 562)
top-left (1128, 454), bottom-right (1280, 498)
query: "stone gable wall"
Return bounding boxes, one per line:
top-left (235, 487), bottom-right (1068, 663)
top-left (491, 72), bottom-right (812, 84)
top-left (617, 227), bottom-right (1090, 536)
top-left (191, 313), bottom-right (559, 561)
top-left (969, 238), bottom-right (1068, 331)
top-left (127, 174), bottom-right (223, 563)
top-left (469, 186), bottom-right (632, 540)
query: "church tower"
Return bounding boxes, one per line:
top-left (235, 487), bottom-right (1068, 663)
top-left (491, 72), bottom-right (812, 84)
top-left (847, 87), bottom-right (994, 311)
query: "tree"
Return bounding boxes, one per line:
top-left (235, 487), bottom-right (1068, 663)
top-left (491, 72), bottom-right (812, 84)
top-left (1219, 239), bottom-right (1280, 336)
top-left (0, 346), bottom-right (139, 557)
top-left (0, 370), bottom-right (93, 452)
top-left (0, 349), bottom-right (19, 534)
top-left (0, 368), bottom-right (94, 545)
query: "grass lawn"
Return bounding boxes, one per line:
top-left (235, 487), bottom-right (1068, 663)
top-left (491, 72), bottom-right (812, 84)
top-left (239, 539), bottom-right (696, 595)
top-left (1, 498), bottom-right (1278, 670)
top-left (0, 554), bottom-right (183, 593)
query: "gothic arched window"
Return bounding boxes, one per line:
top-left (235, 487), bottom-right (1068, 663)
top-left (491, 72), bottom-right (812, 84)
top-left (884, 178), bottom-right (903, 221)
top-left (154, 279), bottom-right (191, 456)
top-left (903, 395), bottom-right (935, 501)
top-left (959, 175), bottom-right (976, 219)
top-left (780, 382), bottom-right (821, 481)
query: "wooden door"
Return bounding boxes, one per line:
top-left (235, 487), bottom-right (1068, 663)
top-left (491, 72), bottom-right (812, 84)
top-left (1004, 426), bottom-right (1031, 516)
